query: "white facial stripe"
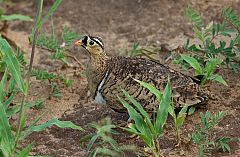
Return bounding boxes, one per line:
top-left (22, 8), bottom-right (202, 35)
top-left (92, 38), bottom-right (103, 48)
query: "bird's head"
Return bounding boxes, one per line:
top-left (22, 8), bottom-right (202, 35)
top-left (75, 35), bottom-right (105, 56)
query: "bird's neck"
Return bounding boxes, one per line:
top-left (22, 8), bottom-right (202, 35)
top-left (89, 53), bottom-right (109, 73)
top-left (87, 52), bottom-right (109, 84)
top-left (86, 53), bottom-right (109, 97)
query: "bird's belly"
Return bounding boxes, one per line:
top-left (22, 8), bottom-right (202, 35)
top-left (94, 91), bottom-right (106, 104)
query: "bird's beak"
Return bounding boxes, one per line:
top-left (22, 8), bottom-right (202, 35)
top-left (75, 40), bottom-right (82, 46)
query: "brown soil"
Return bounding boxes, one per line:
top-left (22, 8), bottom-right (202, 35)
top-left (3, 0), bottom-right (240, 156)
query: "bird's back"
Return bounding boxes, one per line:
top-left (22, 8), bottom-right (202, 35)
top-left (94, 56), bottom-right (210, 112)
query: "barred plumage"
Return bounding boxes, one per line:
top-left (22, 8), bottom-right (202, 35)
top-left (75, 35), bottom-right (213, 113)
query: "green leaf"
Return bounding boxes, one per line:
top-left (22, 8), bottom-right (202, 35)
top-left (222, 7), bottom-right (240, 30)
top-left (117, 96), bottom-right (153, 147)
top-left (37, 0), bottom-right (62, 29)
top-left (176, 113), bottom-right (187, 129)
top-left (155, 79), bottom-right (171, 135)
top-left (181, 54), bottom-right (202, 74)
top-left (0, 70), bottom-right (7, 101)
top-left (3, 92), bottom-right (17, 109)
top-left (186, 5), bottom-right (203, 28)
top-left (8, 77), bottom-right (16, 94)
top-left (21, 112), bottom-right (46, 140)
top-left (6, 105), bottom-right (21, 117)
top-left (188, 106), bottom-right (196, 115)
top-left (121, 88), bottom-right (155, 134)
top-left (168, 100), bottom-right (176, 120)
top-left (216, 137), bottom-right (231, 152)
top-left (209, 74), bottom-right (228, 86)
top-left (87, 134), bottom-right (98, 151)
top-left (0, 37), bottom-right (26, 94)
top-left (178, 106), bottom-right (188, 115)
top-left (20, 112), bottom-right (27, 132)
top-left (204, 58), bottom-right (222, 76)
top-left (16, 142), bottom-right (34, 157)
top-left (0, 101), bottom-right (13, 154)
top-left (134, 79), bottom-right (162, 102)
top-left (31, 118), bottom-right (83, 131)
top-left (193, 27), bottom-right (203, 42)
top-left (117, 96), bottom-right (151, 136)
top-left (198, 145), bottom-right (204, 157)
top-left (91, 147), bottom-right (120, 157)
top-left (221, 143), bottom-right (231, 152)
top-left (0, 14), bottom-right (33, 21)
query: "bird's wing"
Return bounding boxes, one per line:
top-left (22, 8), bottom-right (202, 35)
top-left (101, 56), bottom-right (210, 111)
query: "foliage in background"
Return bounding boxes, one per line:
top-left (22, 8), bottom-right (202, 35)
top-left (118, 79), bottom-right (171, 157)
top-left (169, 104), bottom-right (188, 146)
top-left (184, 5), bottom-right (240, 71)
top-left (30, 21), bottom-right (82, 93)
top-left (26, 2), bottom-right (82, 97)
top-left (0, 36), bottom-right (83, 157)
top-left (128, 42), bottom-right (156, 58)
top-left (0, 1), bottom-right (32, 22)
top-left (189, 111), bottom-right (231, 157)
top-left (0, 0), bottom-right (32, 34)
top-left (34, 25), bottom-right (81, 65)
top-left (31, 68), bottom-right (73, 99)
top-left (180, 54), bottom-right (227, 86)
top-left (0, 0), bottom-right (84, 157)
top-left (80, 117), bottom-right (135, 157)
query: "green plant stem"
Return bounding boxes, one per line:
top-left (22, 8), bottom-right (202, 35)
top-left (10, 0), bottom-right (43, 156)
top-left (200, 76), bottom-right (207, 86)
top-left (176, 127), bottom-right (181, 146)
top-left (152, 139), bottom-right (161, 157)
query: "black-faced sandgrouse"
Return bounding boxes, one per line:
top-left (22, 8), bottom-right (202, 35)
top-left (75, 35), bottom-right (212, 113)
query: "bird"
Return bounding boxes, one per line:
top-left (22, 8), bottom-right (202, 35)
top-left (75, 35), bottom-right (213, 113)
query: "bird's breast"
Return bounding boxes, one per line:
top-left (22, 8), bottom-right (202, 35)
top-left (93, 69), bottom-right (109, 104)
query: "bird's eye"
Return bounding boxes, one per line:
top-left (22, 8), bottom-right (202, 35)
top-left (89, 40), bottom-right (94, 46)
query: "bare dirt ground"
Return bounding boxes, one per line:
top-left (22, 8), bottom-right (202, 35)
top-left (3, 0), bottom-right (240, 156)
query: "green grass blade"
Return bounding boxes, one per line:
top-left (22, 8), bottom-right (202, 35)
top-left (117, 96), bottom-right (153, 141)
top-left (181, 54), bottom-right (202, 74)
top-left (134, 79), bottom-right (162, 101)
top-left (121, 88), bottom-right (156, 134)
top-left (204, 58), bottom-right (222, 76)
top-left (37, 0), bottom-right (62, 29)
top-left (31, 118), bottom-right (83, 131)
top-left (0, 101), bottom-right (13, 154)
top-left (16, 142), bottom-right (34, 157)
top-left (19, 112), bottom-right (27, 133)
top-left (3, 92), bottom-right (17, 109)
top-left (168, 99), bottom-right (176, 119)
top-left (0, 37), bottom-right (25, 94)
top-left (1, 14), bottom-right (33, 21)
top-left (87, 135), bottom-right (98, 151)
top-left (21, 112), bottom-right (46, 140)
top-left (178, 106), bottom-right (188, 115)
top-left (122, 127), bottom-right (152, 147)
top-left (188, 106), bottom-right (196, 115)
top-left (92, 148), bottom-right (120, 157)
top-left (155, 79), bottom-right (171, 134)
top-left (176, 113), bottom-right (187, 129)
top-left (209, 74), bottom-right (228, 86)
top-left (0, 70), bottom-right (7, 101)
top-left (117, 96), bottom-right (146, 131)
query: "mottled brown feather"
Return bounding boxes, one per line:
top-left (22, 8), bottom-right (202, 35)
top-left (77, 35), bottom-right (213, 113)
top-left (90, 56), bottom-right (212, 112)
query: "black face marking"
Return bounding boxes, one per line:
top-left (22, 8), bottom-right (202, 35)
top-left (81, 36), bottom-right (88, 47)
